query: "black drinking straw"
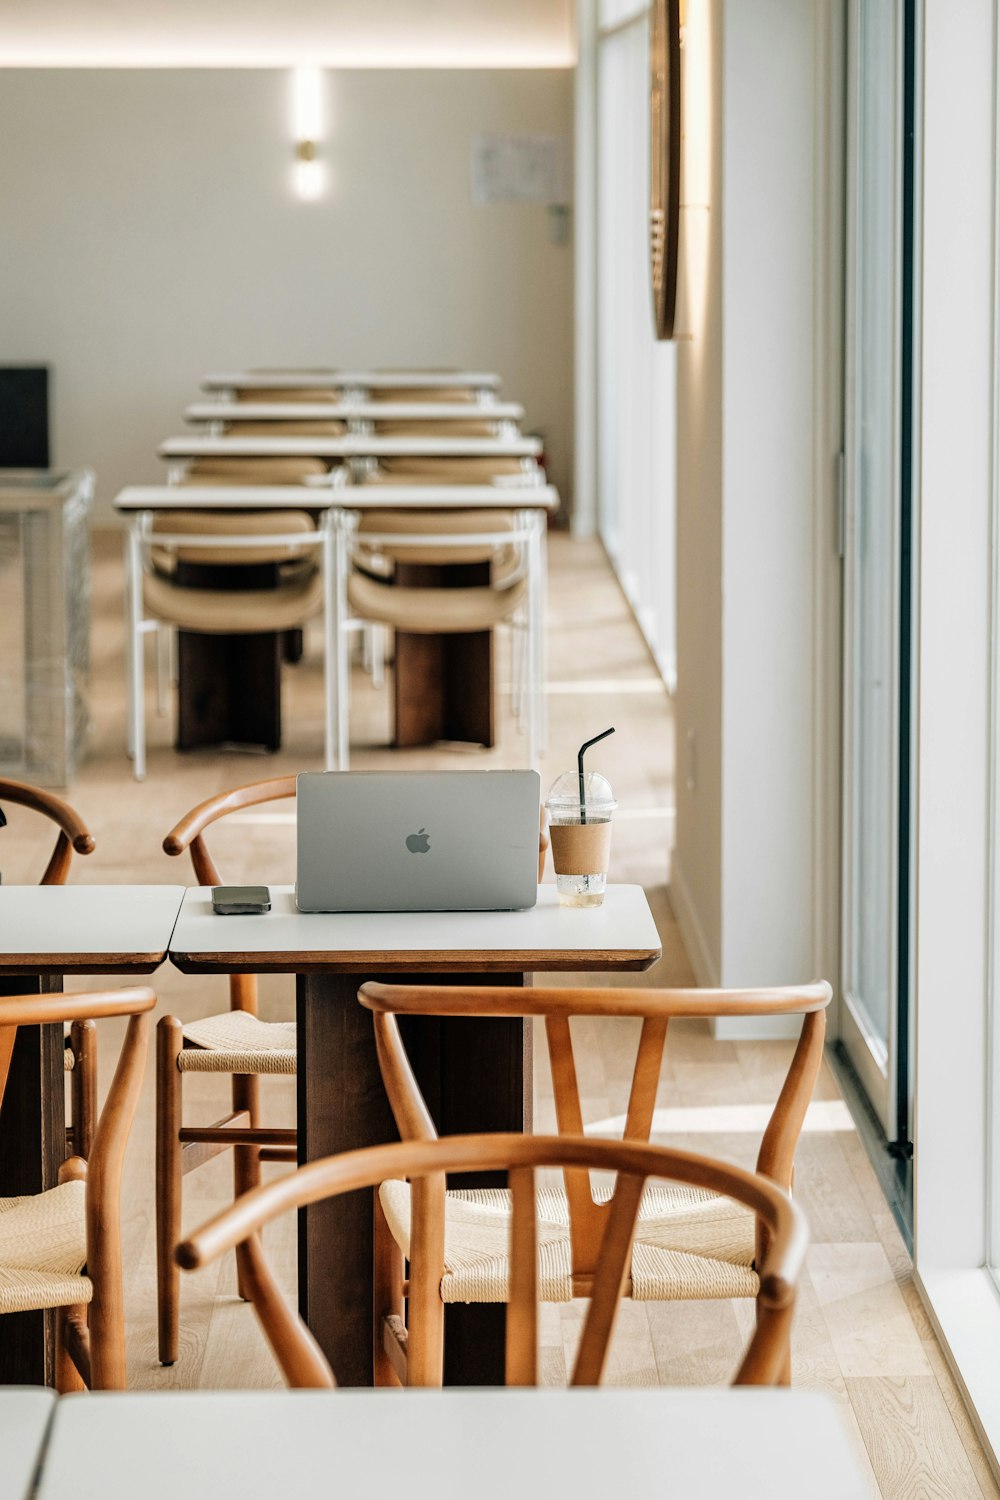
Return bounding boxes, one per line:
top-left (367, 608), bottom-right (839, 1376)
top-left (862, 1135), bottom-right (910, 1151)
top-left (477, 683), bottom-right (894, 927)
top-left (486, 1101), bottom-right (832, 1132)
top-left (577, 727), bottom-right (615, 825)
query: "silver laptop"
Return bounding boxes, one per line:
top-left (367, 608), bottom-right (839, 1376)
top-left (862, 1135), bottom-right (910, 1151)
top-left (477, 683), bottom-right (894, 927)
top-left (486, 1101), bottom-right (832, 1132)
top-left (295, 770), bottom-right (540, 912)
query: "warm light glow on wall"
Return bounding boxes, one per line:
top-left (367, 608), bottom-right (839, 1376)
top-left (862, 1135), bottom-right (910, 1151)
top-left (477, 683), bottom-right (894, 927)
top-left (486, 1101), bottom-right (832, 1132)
top-left (290, 66), bottom-right (327, 200)
top-left (676, 0), bottom-right (712, 348)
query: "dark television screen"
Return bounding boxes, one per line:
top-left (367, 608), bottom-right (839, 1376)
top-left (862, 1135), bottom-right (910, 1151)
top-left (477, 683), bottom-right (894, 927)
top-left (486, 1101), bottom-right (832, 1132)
top-left (0, 366), bottom-right (49, 468)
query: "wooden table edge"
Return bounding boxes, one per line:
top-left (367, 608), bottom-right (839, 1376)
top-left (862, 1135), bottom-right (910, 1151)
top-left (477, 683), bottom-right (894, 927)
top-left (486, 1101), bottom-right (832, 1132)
top-left (0, 954), bottom-right (171, 976)
top-left (169, 949), bottom-right (662, 975)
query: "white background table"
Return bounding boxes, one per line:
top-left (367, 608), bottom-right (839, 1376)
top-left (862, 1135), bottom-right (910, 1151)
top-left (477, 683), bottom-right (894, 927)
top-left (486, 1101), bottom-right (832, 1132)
top-left (169, 883), bottom-right (660, 1387)
top-left (34, 1388), bottom-right (871, 1500)
top-left (201, 369), bottom-right (503, 393)
top-left (0, 1388), bottom-right (55, 1500)
top-left (158, 434), bottom-right (542, 460)
top-left (184, 401), bottom-right (526, 424)
top-left (114, 483), bottom-right (558, 512)
top-left (0, 884), bottom-right (185, 1384)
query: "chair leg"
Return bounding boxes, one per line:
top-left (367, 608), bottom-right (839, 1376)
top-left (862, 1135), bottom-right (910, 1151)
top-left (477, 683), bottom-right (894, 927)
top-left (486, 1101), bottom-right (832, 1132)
top-left (374, 1191), bottom-right (405, 1387)
top-left (232, 1074), bottom-right (262, 1304)
top-left (156, 1017), bottom-right (184, 1366)
top-left (69, 1019), bottom-right (98, 1160)
top-left (127, 524), bottom-right (147, 781)
top-left (55, 1305), bottom-right (88, 1393)
top-left (156, 623), bottom-right (170, 716)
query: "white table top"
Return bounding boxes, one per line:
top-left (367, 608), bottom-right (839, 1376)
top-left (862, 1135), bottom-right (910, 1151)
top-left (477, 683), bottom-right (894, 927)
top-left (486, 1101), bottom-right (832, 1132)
top-left (184, 401), bottom-right (526, 423)
top-left (114, 484), bottom-right (558, 512)
top-left (0, 885), bottom-right (186, 973)
top-left (34, 1388), bottom-right (870, 1500)
top-left (0, 1388), bottom-right (55, 1500)
top-left (169, 883), bottom-right (661, 975)
top-left (158, 435), bottom-right (541, 459)
top-left (201, 370), bottom-right (503, 391)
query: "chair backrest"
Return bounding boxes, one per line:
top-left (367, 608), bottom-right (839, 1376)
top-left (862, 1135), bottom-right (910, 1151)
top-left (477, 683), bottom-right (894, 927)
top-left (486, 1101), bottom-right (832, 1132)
top-left (355, 507), bottom-right (518, 567)
top-left (370, 387), bottom-right (479, 404)
top-left (359, 980), bottom-right (831, 1277)
top-left (377, 457), bottom-right (535, 481)
top-left (150, 508), bottom-right (317, 567)
top-left (235, 387), bottom-right (342, 403)
top-left (183, 457), bottom-right (332, 483)
top-left (225, 420), bottom-right (347, 438)
top-left (163, 775), bottom-right (297, 1015)
top-left (0, 986), bottom-right (155, 1341)
top-left (176, 1133), bottom-right (806, 1390)
top-left (0, 777), bottom-right (94, 885)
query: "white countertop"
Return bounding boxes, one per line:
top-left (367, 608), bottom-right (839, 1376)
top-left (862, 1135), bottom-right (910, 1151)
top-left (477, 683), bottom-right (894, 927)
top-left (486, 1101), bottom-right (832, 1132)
top-left (0, 1388), bottom-right (55, 1500)
top-left (169, 883), bottom-right (661, 975)
top-left (34, 1388), bottom-right (870, 1500)
top-left (0, 885), bottom-right (186, 972)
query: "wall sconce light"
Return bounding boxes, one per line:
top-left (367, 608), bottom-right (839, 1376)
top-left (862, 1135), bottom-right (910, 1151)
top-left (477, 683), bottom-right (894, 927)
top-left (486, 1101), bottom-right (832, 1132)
top-left (291, 65), bottom-right (325, 200)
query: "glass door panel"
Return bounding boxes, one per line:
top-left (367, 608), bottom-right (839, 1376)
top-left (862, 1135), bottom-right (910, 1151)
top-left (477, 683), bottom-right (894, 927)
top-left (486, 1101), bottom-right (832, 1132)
top-left (841, 0), bottom-right (906, 1139)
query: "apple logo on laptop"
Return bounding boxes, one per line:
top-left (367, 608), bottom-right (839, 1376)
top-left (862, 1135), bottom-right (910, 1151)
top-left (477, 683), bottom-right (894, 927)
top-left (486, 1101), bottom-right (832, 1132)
top-left (406, 827), bottom-right (431, 854)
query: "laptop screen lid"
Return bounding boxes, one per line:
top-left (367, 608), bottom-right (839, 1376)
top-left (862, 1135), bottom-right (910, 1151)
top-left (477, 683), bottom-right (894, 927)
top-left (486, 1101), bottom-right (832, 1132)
top-left (295, 770), bottom-right (540, 912)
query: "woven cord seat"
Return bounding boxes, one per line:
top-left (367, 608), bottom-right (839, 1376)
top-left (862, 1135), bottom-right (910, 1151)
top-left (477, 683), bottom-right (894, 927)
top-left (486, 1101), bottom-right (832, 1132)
top-left (180, 1011), bottom-right (297, 1076)
top-left (378, 1178), bottom-right (759, 1305)
top-left (0, 1179), bottom-right (92, 1316)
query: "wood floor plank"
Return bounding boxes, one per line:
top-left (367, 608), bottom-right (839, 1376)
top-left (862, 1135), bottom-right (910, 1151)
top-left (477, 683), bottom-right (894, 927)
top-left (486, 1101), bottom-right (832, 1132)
top-left (810, 1243), bottom-right (932, 1379)
top-left (848, 1376), bottom-right (994, 1500)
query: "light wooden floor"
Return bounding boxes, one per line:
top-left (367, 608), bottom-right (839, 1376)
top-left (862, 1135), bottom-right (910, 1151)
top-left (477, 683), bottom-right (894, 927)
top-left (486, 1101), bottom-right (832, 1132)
top-left (3, 529), bottom-right (996, 1498)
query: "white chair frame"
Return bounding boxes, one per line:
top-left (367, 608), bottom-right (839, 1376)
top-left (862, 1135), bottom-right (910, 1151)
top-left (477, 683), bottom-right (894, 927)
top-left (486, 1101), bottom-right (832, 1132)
top-left (124, 510), bottom-right (341, 781)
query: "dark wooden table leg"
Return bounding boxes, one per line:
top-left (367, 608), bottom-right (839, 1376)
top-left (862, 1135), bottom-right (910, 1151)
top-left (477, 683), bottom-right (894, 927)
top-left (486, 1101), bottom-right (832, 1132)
top-left (393, 561), bottom-right (494, 749)
top-left (0, 972), bottom-right (65, 1386)
top-left (174, 559), bottom-right (282, 752)
top-left (296, 970), bottom-right (528, 1387)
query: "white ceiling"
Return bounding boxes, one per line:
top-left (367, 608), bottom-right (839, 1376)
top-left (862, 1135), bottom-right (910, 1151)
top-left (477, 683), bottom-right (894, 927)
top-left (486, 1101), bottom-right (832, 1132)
top-left (0, 0), bottom-right (576, 67)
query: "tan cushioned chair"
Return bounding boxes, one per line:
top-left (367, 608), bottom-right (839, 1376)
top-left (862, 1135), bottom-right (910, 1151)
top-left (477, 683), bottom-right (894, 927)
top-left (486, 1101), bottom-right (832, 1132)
top-left (183, 458), bottom-right (332, 484)
top-left (369, 387), bottom-right (478, 404)
top-left (356, 508), bottom-right (516, 566)
top-left (223, 420), bottom-right (347, 437)
top-left (235, 387), bottom-right (341, 403)
top-left (144, 568), bottom-right (323, 634)
top-left (370, 457), bottom-right (531, 482)
top-left (151, 509), bottom-right (317, 568)
top-left (348, 569), bottom-right (525, 634)
top-left (372, 419), bottom-right (501, 438)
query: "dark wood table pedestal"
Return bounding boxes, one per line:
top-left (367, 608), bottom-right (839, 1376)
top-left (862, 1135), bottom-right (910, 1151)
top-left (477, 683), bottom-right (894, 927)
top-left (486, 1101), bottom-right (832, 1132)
top-left (296, 971), bottom-right (529, 1387)
top-left (393, 561), bottom-right (494, 750)
top-left (174, 560), bottom-right (283, 753)
top-left (0, 973), bottom-right (65, 1386)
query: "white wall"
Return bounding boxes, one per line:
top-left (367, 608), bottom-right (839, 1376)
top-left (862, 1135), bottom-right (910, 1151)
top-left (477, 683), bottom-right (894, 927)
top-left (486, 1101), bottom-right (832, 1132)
top-left (0, 0), bottom-right (575, 68)
top-left (671, 0), bottom-right (842, 1025)
top-left (0, 68), bottom-right (573, 521)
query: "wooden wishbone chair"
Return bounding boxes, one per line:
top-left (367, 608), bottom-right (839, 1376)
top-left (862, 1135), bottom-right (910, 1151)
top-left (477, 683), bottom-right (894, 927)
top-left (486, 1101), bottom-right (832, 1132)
top-left (156, 773), bottom-right (299, 1366)
top-left (0, 777), bottom-right (98, 1158)
top-left (0, 985), bottom-right (155, 1390)
top-left (358, 979), bottom-right (832, 1387)
top-left (176, 1134), bottom-right (807, 1389)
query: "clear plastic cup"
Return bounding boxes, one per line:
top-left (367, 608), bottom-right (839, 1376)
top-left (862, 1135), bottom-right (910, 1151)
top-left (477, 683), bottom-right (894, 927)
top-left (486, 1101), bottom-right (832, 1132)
top-left (545, 771), bottom-right (617, 908)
